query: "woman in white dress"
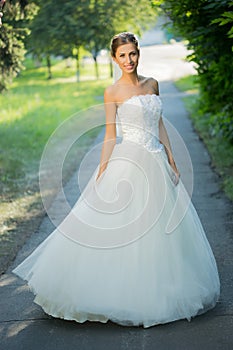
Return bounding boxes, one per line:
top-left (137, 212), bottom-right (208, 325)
top-left (13, 32), bottom-right (220, 328)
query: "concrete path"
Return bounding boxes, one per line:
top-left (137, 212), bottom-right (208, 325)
top-left (0, 43), bottom-right (233, 349)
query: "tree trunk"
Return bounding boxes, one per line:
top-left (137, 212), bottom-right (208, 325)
top-left (93, 56), bottom-right (99, 80)
top-left (76, 48), bottom-right (80, 82)
top-left (109, 58), bottom-right (113, 78)
top-left (46, 55), bottom-right (52, 79)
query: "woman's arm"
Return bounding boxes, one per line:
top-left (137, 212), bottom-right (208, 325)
top-left (159, 116), bottom-right (180, 184)
top-left (96, 88), bottom-right (117, 181)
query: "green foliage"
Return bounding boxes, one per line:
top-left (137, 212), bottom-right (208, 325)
top-left (0, 0), bottom-right (38, 92)
top-left (0, 57), bottom-right (110, 196)
top-left (84, 0), bottom-right (155, 78)
top-left (27, 0), bottom-right (155, 78)
top-left (1, 0), bottom-right (156, 89)
top-left (161, 0), bottom-right (233, 142)
top-left (174, 75), bottom-right (199, 93)
top-left (175, 75), bottom-right (233, 202)
top-left (0, 59), bottom-right (110, 273)
top-left (212, 1), bottom-right (233, 44)
top-left (27, 0), bottom-right (90, 58)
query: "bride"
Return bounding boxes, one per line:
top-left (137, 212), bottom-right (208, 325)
top-left (13, 32), bottom-right (220, 328)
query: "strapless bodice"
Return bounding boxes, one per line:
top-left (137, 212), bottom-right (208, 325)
top-left (116, 94), bottom-right (163, 153)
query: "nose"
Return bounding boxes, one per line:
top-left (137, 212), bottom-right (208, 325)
top-left (126, 55), bottom-right (132, 64)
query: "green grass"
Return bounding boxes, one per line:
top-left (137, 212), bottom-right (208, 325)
top-left (0, 59), bottom-right (110, 196)
top-left (174, 75), bottom-right (199, 94)
top-left (0, 57), bottom-right (111, 274)
top-left (174, 75), bottom-right (233, 202)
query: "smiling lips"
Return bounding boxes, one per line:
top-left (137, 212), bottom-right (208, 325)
top-left (125, 65), bottom-right (134, 70)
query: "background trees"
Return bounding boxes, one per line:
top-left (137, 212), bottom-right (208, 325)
top-left (84, 0), bottom-right (155, 79)
top-left (1, 0), bottom-right (233, 143)
top-left (160, 0), bottom-right (233, 142)
top-left (0, 0), bottom-right (38, 91)
top-left (0, 0), bottom-right (155, 87)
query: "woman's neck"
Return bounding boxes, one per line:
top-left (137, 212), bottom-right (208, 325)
top-left (120, 71), bottom-right (140, 86)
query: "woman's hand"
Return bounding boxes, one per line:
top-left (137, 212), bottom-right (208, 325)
top-left (172, 168), bottom-right (180, 186)
top-left (169, 159), bottom-right (180, 186)
top-left (96, 172), bottom-right (103, 182)
top-left (159, 116), bottom-right (180, 185)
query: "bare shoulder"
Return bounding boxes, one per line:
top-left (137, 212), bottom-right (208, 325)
top-left (104, 85), bottom-right (115, 101)
top-left (104, 84), bottom-right (118, 104)
top-left (146, 77), bottom-right (159, 95)
top-left (139, 75), bottom-right (159, 95)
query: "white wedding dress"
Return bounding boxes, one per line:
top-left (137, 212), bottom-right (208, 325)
top-left (13, 94), bottom-right (220, 328)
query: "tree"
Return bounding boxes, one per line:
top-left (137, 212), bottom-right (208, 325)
top-left (159, 0), bottom-right (233, 141)
top-left (213, 1), bottom-right (233, 49)
top-left (85, 0), bottom-right (155, 79)
top-left (0, 0), bottom-right (38, 92)
top-left (1, 0), bottom-right (157, 87)
top-left (26, 0), bottom-right (93, 80)
top-left (27, 0), bottom-right (156, 80)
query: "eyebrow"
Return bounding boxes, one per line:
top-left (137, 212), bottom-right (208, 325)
top-left (119, 50), bottom-right (136, 54)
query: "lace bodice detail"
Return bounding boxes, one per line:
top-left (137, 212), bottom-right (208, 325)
top-left (116, 94), bottom-right (163, 153)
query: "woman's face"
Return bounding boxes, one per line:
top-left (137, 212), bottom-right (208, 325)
top-left (113, 43), bottom-right (139, 74)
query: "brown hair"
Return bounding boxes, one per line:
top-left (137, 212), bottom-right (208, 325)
top-left (110, 32), bottom-right (140, 58)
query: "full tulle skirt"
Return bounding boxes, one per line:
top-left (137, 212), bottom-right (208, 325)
top-left (13, 141), bottom-right (220, 328)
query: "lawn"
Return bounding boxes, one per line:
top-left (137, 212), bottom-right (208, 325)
top-left (174, 75), bottom-right (233, 202)
top-left (0, 57), bottom-right (111, 274)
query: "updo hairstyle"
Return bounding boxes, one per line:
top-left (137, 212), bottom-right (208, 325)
top-left (110, 32), bottom-right (140, 58)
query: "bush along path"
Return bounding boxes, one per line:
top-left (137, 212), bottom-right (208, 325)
top-left (174, 75), bottom-right (233, 202)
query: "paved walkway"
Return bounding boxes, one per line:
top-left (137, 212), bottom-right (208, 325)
top-left (0, 44), bottom-right (233, 349)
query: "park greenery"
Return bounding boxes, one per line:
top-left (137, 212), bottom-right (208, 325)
top-left (158, 0), bottom-right (233, 143)
top-left (0, 0), bottom-right (232, 272)
top-left (174, 75), bottom-right (233, 202)
top-left (1, 1), bottom-right (232, 142)
top-left (159, 0), bottom-right (233, 202)
top-left (0, 0), bottom-right (156, 272)
top-left (0, 57), bottom-right (111, 274)
top-left (0, 0), bottom-right (155, 88)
